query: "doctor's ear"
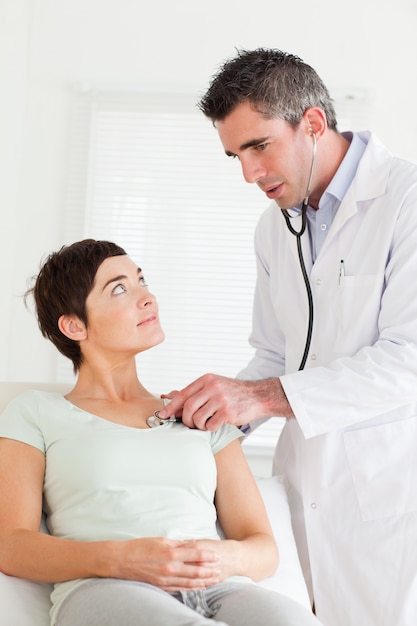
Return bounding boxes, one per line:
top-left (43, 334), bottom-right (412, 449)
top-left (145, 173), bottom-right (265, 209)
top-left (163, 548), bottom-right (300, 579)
top-left (303, 107), bottom-right (327, 139)
top-left (58, 315), bottom-right (87, 341)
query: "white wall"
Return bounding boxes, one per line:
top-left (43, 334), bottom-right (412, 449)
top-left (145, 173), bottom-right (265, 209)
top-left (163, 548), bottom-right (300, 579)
top-left (1, 0), bottom-right (417, 381)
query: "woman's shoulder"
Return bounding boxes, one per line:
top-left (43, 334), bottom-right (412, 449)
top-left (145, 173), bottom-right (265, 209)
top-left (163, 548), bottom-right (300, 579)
top-left (0, 389), bottom-right (67, 428)
top-left (210, 423), bottom-right (244, 454)
top-left (0, 389), bottom-right (64, 452)
top-left (5, 388), bottom-right (65, 408)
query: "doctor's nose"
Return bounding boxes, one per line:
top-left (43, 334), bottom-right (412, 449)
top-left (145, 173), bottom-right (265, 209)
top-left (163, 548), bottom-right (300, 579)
top-left (240, 158), bottom-right (266, 185)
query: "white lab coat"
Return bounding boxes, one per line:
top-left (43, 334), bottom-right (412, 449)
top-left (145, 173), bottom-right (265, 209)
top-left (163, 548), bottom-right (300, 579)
top-left (240, 132), bottom-right (417, 626)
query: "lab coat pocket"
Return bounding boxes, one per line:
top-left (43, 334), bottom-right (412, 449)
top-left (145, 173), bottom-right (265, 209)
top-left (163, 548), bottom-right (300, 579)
top-left (343, 417), bottom-right (417, 521)
top-left (336, 273), bottom-right (384, 353)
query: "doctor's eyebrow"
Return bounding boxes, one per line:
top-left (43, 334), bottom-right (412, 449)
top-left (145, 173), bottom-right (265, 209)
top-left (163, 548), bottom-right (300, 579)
top-left (225, 136), bottom-right (271, 157)
top-left (101, 267), bottom-right (143, 292)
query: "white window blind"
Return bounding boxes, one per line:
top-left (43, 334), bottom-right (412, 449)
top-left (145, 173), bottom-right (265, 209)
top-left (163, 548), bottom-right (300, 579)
top-left (63, 90), bottom-right (268, 388)
top-left (61, 87), bottom-right (371, 456)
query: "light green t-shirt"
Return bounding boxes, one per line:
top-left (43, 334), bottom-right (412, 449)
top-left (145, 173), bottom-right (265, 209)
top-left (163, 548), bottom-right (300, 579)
top-left (0, 390), bottom-right (245, 623)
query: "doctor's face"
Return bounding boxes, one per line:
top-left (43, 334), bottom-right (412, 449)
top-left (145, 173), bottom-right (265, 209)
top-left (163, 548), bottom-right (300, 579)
top-left (216, 101), bottom-right (314, 211)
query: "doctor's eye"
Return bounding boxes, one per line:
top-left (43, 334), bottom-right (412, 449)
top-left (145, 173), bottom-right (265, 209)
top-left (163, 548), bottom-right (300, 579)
top-left (139, 276), bottom-right (148, 286)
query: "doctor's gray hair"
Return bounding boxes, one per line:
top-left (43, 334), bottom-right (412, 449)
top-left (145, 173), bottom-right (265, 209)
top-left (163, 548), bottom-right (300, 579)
top-left (198, 48), bottom-right (338, 130)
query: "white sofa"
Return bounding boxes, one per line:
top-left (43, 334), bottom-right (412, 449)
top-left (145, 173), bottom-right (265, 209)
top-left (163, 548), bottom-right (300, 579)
top-left (0, 382), bottom-right (311, 625)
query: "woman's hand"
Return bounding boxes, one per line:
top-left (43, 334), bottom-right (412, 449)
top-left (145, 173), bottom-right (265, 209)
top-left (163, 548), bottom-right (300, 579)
top-left (180, 538), bottom-right (243, 582)
top-left (113, 537), bottom-right (221, 592)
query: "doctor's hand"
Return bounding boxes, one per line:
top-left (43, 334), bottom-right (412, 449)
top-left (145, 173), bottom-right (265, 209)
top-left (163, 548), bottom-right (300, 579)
top-left (158, 373), bottom-right (293, 430)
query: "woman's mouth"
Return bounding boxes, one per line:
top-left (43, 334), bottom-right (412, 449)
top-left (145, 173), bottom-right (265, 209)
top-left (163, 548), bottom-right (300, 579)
top-left (138, 314), bottom-right (158, 326)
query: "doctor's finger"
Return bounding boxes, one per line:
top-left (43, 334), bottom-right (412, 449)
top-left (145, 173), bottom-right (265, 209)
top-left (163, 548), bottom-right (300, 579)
top-left (180, 398), bottom-right (215, 429)
top-left (179, 375), bottom-right (240, 428)
top-left (160, 390), bottom-right (179, 399)
top-left (160, 390), bottom-right (180, 414)
top-left (158, 376), bottom-right (213, 419)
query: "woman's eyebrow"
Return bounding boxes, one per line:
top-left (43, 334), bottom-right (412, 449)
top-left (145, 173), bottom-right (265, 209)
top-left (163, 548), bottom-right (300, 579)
top-left (101, 267), bottom-right (142, 292)
top-left (102, 275), bottom-right (127, 291)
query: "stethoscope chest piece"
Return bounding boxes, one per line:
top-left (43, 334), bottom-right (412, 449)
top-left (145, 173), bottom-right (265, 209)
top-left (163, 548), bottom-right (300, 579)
top-left (146, 410), bottom-right (178, 428)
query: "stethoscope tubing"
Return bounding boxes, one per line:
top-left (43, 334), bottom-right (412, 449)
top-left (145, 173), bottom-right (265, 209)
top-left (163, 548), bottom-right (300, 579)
top-left (280, 133), bottom-right (317, 370)
top-left (281, 204), bottom-right (314, 370)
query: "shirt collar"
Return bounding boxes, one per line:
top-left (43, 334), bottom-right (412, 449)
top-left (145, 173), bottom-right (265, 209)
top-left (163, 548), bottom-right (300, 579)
top-left (323, 131), bottom-right (367, 204)
top-left (289, 131), bottom-right (368, 214)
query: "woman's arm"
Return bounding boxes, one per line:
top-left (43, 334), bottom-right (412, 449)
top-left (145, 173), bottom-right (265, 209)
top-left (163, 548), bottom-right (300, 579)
top-left (0, 438), bottom-right (221, 591)
top-left (206, 438), bottom-right (279, 581)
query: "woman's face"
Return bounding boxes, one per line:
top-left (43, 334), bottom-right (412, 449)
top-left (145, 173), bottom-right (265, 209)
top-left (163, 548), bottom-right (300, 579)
top-left (83, 255), bottom-right (165, 359)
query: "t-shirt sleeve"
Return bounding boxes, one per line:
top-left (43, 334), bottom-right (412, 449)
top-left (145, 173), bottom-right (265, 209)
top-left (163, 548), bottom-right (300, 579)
top-left (210, 423), bottom-right (244, 455)
top-left (0, 391), bottom-right (45, 453)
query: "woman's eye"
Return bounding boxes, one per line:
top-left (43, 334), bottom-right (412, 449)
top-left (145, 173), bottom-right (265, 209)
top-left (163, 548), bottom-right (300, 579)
top-left (139, 276), bottom-right (148, 286)
top-left (112, 284), bottom-right (126, 295)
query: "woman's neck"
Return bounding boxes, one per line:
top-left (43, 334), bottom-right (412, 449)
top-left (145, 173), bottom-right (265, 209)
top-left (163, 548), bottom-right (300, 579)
top-left (69, 358), bottom-right (151, 402)
top-left (65, 362), bottom-right (163, 429)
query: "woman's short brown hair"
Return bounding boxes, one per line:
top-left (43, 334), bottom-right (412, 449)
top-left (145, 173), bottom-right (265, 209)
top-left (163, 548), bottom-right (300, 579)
top-left (26, 239), bottom-right (127, 372)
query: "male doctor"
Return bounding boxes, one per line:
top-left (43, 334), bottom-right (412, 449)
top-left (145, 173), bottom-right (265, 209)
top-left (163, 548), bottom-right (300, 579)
top-left (159, 48), bottom-right (417, 625)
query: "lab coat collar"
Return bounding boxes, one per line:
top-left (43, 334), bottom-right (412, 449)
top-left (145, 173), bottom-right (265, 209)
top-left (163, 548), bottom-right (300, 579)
top-left (281, 131), bottom-right (393, 271)
top-left (330, 131), bottom-right (393, 234)
top-left (348, 131), bottom-right (393, 201)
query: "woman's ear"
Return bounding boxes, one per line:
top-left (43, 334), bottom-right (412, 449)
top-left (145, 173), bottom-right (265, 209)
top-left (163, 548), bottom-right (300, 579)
top-left (58, 315), bottom-right (87, 341)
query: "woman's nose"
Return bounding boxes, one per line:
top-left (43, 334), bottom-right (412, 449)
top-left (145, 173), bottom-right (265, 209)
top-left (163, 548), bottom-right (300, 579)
top-left (137, 288), bottom-right (154, 307)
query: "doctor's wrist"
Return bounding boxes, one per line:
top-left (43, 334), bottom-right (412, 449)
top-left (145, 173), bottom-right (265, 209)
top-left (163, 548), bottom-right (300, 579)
top-left (254, 377), bottom-right (294, 419)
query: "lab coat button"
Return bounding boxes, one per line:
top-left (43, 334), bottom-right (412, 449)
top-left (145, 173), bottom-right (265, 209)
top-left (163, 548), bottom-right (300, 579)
top-left (311, 502), bottom-right (317, 509)
top-left (311, 354), bottom-right (317, 360)
top-left (316, 279), bottom-right (321, 285)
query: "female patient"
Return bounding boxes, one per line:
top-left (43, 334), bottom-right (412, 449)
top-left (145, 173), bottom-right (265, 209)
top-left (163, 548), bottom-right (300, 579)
top-left (0, 239), bottom-right (320, 626)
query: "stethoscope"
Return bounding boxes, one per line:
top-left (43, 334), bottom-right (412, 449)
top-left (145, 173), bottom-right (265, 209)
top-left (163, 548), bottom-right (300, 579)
top-left (280, 132), bottom-right (317, 370)
top-left (147, 410), bottom-right (181, 428)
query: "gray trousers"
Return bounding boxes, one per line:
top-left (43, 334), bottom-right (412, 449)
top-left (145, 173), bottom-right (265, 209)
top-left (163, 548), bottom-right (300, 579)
top-left (55, 579), bottom-right (321, 626)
